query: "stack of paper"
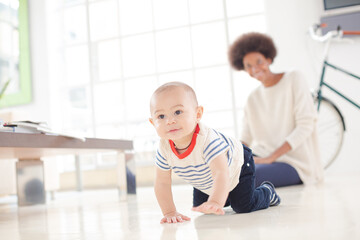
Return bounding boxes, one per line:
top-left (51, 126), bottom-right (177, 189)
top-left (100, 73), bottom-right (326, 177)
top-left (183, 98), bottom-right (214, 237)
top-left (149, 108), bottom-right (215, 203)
top-left (1, 120), bottom-right (86, 141)
top-left (3, 121), bottom-right (51, 133)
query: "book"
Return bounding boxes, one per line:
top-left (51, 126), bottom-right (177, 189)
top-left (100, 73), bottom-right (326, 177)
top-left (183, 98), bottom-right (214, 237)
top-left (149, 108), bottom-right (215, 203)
top-left (0, 126), bottom-right (15, 132)
top-left (1, 125), bottom-right (41, 134)
top-left (1, 120), bottom-right (86, 142)
top-left (4, 120), bottom-right (51, 132)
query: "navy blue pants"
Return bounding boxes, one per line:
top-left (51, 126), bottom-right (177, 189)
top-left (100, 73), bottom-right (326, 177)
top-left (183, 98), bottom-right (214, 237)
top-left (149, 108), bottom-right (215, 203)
top-left (193, 145), bottom-right (271, 213)
top-left (255, 162), bottom-right (302, 188)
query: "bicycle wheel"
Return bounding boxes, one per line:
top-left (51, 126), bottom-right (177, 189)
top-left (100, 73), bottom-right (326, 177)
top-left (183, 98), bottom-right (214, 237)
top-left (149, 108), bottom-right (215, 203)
top-left (314, 96), bottom-right (345, 169)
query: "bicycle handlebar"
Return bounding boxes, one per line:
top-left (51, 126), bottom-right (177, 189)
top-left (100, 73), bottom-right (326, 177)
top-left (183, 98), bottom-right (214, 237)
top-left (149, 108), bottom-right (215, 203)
top-left (309, 24), bottom-right (360, 42)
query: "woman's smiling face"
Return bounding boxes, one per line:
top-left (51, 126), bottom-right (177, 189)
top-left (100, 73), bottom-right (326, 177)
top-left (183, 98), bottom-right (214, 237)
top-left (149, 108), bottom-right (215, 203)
top-left (243, 52), bottom-right (272, 86)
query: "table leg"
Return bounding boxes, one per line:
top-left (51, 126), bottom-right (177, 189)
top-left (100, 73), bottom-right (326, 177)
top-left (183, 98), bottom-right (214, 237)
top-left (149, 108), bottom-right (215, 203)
top-left (117, 151), bottom-right (136, 200)
top-left (75, 155), bottom-right (83, 191)
top-left (16, 159), bottom-right (45, 206)
top-left (117, 152), bottom-right (127, 200)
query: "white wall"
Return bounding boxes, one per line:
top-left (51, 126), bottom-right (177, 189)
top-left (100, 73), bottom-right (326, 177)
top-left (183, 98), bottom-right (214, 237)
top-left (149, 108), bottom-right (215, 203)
top-left (265, 0), bottom-right (322, 79)
top-left (265, 0), bottom-right (360, 173)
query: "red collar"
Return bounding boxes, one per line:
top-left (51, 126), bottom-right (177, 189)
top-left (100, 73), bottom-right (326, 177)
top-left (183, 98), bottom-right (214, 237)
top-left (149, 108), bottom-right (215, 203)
top-left (169, 124), bottom-right (200, 159)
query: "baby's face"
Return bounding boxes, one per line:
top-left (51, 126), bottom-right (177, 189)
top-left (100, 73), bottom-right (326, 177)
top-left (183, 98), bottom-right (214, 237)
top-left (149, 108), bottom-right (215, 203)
top-left (150, 87), bottom-right (201, 145)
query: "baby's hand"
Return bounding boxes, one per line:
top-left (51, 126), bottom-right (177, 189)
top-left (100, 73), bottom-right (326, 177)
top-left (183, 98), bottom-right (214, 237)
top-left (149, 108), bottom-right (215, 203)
top-left (160, 211), bottom-right (191, 224)
top-left (191, 201), bottom-right (225, 215)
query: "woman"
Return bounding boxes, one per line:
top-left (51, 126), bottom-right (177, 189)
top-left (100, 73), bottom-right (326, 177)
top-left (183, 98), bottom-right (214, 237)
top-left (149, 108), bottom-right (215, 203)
top-left (228, 32), bottom-right (323, 187)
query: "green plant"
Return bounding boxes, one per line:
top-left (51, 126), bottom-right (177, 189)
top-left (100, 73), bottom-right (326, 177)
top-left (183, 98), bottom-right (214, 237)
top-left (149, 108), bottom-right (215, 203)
top-left (0, 79), bottom-right (11, 101)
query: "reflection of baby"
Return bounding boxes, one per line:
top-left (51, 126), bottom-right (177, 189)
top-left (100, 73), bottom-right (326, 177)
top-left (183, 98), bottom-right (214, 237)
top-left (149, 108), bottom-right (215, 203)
top-left (149, 82), bottom-right (280, 224)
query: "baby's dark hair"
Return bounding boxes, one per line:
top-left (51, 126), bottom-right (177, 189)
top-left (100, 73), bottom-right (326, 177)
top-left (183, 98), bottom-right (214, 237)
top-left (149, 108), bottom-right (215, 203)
top-left (228, 32), bottom-right (277, 71)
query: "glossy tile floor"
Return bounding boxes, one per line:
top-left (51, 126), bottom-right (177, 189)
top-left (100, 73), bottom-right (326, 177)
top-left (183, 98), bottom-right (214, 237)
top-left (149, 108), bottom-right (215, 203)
top-left (0, 172), bottom-right (359, 240)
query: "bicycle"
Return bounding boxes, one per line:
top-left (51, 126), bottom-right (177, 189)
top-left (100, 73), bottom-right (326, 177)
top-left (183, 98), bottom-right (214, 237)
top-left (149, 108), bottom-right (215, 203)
top-left (309, 24), bottom-right (360, 169)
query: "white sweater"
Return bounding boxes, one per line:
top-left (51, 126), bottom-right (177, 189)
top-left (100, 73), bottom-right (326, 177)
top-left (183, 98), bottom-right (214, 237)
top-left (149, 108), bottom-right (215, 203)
top-left (241, 71), bottom-right (323, 184)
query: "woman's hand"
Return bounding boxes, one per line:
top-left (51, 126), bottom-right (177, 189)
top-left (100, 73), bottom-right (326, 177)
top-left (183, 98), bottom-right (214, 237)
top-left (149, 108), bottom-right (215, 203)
top-left (160, 211), bottom-right (191, 224)
top-left (253, 156), bottom-right (276, 164)
top-left (192, 201), bottom-right (225, 215)
top-left (253, 142), bottom-right (292, 164)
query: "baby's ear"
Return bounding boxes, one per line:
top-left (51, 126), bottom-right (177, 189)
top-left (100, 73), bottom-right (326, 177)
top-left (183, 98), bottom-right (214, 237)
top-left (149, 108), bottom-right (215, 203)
top-left (196, 106), bottom-right (204, 122)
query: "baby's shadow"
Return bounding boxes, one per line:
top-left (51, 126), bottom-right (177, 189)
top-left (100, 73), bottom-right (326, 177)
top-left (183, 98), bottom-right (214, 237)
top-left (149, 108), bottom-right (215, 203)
top-left (193, 207), bottom-right (271, 229)
top-left (194, 210), bottom-right (232, 226)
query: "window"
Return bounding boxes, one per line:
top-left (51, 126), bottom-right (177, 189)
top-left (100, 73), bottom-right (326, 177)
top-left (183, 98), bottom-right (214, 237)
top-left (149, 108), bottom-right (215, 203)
top-left (48, 0), bottom-right (266, 171)
top-left (0, 0), bottom-right (31, 107)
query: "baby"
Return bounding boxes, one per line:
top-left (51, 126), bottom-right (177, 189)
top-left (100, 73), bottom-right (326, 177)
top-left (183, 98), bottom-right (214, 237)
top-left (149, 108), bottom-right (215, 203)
top-left (149, 82), bottom-right (280, 224)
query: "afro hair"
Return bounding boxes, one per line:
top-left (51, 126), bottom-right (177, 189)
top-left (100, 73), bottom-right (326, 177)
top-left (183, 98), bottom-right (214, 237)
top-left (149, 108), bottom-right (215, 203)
top-left (228, 32), bottom-right (277, 71)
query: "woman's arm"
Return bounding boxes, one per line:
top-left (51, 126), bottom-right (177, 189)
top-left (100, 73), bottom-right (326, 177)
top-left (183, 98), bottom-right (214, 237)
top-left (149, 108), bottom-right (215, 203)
top-left (285, 71), bottom-right (317, 149)
top-left (192, 153), bottom-right (229, 215)
top-left (256, 72), bottom-right (316, 164)
top-left (254, 141), bottom-right (291, 164)
top-left (154, 167), bottom-right (190, 223)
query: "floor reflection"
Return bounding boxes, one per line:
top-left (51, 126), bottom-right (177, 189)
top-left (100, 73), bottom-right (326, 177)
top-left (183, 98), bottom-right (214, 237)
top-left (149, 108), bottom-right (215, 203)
top-left (0, 173), bottom-right (359, 240)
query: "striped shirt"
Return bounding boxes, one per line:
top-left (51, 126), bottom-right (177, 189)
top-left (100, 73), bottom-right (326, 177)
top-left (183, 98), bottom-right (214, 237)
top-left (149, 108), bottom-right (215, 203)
top-left (155, 123), bottom-right (244, 195)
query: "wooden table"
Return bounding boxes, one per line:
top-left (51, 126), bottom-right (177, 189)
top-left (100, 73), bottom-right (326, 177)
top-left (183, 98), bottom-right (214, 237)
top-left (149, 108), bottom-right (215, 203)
top-left (0, 132), bottom-right (135, 206)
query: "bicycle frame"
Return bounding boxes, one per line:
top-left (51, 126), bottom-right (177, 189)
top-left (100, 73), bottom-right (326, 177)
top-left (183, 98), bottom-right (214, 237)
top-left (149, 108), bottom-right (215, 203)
top-left (317, 60), bottom-right (360, 111)
top-left (309, 24), bottom-right (360, 168)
